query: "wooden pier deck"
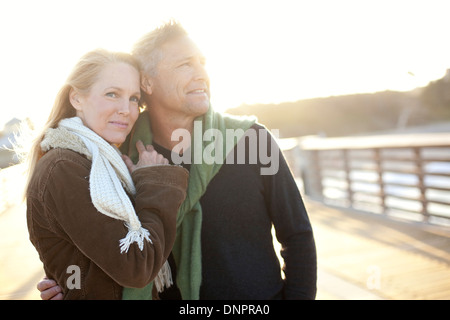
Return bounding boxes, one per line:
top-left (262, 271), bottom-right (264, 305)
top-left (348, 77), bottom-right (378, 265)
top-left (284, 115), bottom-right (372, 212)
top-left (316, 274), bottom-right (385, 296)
top-left (308, 199), bottom-right (450, 300)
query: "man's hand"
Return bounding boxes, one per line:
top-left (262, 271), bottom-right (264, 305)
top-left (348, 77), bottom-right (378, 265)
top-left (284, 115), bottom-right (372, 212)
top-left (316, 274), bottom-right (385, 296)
top-left (122, 140), bottom-right (169, 173)
top-left (37, 277), bottom-right (63, 300)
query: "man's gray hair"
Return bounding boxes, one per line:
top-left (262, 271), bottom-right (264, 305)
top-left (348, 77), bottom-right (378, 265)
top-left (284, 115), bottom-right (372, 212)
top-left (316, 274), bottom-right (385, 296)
top-left (132, 20), bottom-right (188, 77)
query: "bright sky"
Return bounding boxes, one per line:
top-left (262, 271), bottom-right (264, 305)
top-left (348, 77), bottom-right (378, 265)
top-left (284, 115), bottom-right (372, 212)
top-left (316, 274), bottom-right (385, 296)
top-left (1, 0), bottom-right (450, 129)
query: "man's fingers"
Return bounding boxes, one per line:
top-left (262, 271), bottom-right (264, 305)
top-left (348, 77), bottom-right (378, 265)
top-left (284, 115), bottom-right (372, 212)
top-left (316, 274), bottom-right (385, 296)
top-left (50, 292), bottom-right (64, 300)
top-left (37, 278), bottom-right (63, 300)
top-left (36, 278), bottom-right (57, 292)
top-left (40, 286), bottom-right (63, 300)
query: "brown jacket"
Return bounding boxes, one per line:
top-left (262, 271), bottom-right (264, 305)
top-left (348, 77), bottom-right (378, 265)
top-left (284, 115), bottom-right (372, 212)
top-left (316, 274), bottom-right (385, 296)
top-left (26, 148), bottom-right (188, 299)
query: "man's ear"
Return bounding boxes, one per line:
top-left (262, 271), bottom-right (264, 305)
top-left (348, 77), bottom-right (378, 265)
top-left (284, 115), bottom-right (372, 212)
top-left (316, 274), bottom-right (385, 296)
top-left (141, 76), bottom-right (153, 95)
top-left (69, 88), bottom-right (83, 111)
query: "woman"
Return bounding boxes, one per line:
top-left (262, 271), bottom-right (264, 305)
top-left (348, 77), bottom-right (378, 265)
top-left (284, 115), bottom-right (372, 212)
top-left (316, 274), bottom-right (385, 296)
top-left (23, 49), bottom-right (189, 299)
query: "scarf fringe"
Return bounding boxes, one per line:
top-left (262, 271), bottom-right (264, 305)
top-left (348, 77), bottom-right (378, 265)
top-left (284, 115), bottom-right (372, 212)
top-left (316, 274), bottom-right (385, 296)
top-left (119, 225), bottom-right (152, 254)
top-left (154, 260), bottom-right (173, 293)
top-left (120, 226), bottom-right (172, 293)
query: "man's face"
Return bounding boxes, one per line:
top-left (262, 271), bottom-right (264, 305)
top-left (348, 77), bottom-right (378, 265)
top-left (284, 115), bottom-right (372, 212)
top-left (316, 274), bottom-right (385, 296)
top-left (146, 35), bottom-right (210, 119)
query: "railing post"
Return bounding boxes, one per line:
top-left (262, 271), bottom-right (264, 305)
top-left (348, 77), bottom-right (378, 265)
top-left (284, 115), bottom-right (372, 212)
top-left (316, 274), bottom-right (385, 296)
top-left (300, 149), bottom-right (324, 201)
top-left (374, 148), bottom-right (386, 214)
top-left (312, 150), bottom-right (324, 201)
top-left (414, 147), bottom-right (429, 222)
top-left (343, 149), bottom-right (353, 208)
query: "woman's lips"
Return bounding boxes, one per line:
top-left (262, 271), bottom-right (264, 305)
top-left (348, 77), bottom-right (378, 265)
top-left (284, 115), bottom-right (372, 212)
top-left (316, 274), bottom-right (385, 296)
top-left (109, 121), bottom-right (128, 129)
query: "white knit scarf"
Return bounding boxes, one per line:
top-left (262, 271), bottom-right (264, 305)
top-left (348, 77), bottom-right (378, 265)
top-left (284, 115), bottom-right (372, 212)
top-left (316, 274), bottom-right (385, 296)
top-left (41, 117), bottom-right (172, 292)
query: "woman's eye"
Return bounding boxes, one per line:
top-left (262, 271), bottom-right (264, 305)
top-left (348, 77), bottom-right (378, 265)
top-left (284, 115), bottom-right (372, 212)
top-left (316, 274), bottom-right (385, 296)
top-left (106, 92), bottom-right (116, 98)
top-left (130, 96), bottom-right (140, 103)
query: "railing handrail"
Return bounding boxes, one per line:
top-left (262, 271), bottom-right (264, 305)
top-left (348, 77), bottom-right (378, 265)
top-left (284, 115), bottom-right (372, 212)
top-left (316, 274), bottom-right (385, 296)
top-left (299, 132), bottom-right (450, 150)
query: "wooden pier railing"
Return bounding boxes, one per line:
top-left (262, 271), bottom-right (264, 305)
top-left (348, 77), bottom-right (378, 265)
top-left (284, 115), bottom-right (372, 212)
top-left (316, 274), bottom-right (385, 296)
top-left (286, 133), bottom-right (450, 225)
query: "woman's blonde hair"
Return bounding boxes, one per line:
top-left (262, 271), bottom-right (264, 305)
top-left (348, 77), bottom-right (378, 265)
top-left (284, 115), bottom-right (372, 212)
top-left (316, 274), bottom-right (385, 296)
top-left (20, 48), bottom-right (140, 195)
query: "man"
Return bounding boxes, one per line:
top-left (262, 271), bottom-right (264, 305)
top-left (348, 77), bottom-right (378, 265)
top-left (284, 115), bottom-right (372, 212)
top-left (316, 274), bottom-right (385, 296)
top-left (38, 21), bottom-right (317, 300)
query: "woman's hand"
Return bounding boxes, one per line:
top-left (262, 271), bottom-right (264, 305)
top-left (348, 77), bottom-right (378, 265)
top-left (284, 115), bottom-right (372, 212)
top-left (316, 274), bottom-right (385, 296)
top-left (122, 140), bottom-right (169, 173)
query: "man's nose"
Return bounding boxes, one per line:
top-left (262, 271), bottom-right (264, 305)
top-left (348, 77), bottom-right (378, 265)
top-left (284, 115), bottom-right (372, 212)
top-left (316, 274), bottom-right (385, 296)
top-left (194, 60), bottom-right (209, 82)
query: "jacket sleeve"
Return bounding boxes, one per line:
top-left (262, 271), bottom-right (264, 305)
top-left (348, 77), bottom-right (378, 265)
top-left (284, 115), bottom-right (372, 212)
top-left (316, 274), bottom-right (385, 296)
top-left (43, 158), bottom-right (188, 288)
top-left (260, 127), bottom-right (317, 299)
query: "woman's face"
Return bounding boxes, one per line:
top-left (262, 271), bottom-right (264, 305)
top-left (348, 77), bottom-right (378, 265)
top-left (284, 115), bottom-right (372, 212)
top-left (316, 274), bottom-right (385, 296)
top-left (71, 62), bottom-right (141, 145)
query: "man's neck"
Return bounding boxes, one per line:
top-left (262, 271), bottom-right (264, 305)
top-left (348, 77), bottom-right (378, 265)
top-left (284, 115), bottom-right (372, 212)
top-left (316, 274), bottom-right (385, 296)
top-left (147, 108), bottom-right (195, 151)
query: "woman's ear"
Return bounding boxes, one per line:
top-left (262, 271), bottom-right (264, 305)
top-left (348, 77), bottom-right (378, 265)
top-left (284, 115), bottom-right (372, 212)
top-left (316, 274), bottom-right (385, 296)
top-left (141, 75), bottom-right (153, 95)
top-left (69, 88), bottom-right (83, 111)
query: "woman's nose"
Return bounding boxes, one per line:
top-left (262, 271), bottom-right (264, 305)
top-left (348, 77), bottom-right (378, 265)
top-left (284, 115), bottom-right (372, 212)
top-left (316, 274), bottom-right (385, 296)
top-left (117, 99), bottom-right (131, 115)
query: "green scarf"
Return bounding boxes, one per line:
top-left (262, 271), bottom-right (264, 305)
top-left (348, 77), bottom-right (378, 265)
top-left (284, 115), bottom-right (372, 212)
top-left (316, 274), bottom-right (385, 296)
top-left (120, 106), bottom-right (256, 300)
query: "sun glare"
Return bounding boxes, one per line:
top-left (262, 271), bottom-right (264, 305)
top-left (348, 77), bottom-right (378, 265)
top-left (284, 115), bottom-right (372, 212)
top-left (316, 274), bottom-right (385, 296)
top-left (1, 0), bottom-right (450, 128)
